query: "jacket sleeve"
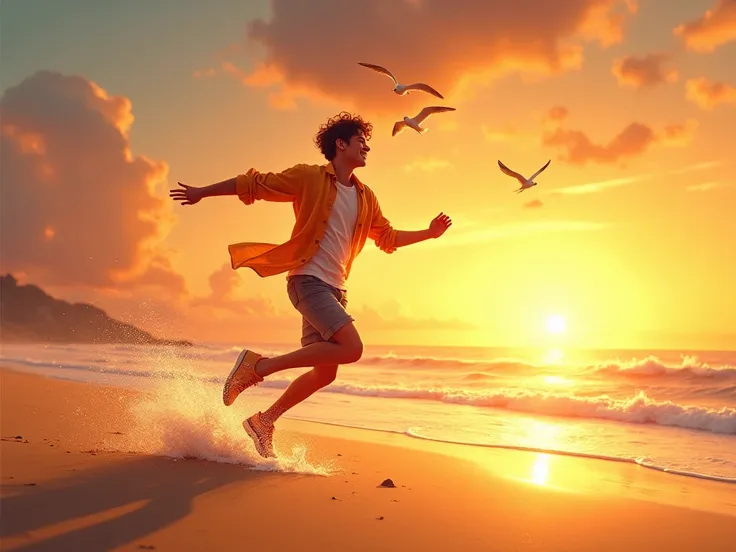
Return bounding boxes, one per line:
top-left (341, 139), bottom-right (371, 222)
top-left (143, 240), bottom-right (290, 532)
top-left (368, 196), bottom-right (398, 254)
top-left (235, 164), bottom-right (307, 205)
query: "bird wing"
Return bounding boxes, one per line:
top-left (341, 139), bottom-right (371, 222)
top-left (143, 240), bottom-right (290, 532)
top-left (413, 106), bottom-right (456, 124)
top-left (404, 82), bottom-right (444, 99)
top-left (392, 120), bottom-right (407, 137)
top-left (358, 62), bottom-right (398, 85)
top-left (497, 160), bottom-right (526, 185)
top-left (529, 159), bottom-right (551, 181)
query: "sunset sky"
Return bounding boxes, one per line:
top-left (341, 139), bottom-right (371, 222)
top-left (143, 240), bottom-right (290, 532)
top-left (1, 0), bottom-right (735, 350)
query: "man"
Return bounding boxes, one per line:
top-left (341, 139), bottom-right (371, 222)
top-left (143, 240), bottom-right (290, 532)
top-left (170, 112), bottom-right (452, 458)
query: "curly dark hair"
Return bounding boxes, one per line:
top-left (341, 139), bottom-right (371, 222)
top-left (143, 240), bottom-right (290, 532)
top-left (314, 111), bottom-right (373, 161)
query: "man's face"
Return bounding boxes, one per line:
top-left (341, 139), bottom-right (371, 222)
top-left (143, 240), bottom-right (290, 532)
top-left (338, 132), bottom-right (370, 168)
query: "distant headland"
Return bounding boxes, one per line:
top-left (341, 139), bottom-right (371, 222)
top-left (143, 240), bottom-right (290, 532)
top-left (0, 274), bottom-right (193, 347)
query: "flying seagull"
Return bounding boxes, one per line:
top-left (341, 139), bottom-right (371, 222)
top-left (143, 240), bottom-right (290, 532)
top-left (392, 106), bottom-right (456, 136)
top-left (358, 62), bottom-right (444, 99)
top-left (497, 159), bottom-right (551, 193)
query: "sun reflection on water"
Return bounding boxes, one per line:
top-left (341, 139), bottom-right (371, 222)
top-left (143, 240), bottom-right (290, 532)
top-left (530, 453), bottom-right (550, 485)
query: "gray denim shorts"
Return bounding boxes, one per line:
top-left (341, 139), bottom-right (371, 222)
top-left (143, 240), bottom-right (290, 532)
top-left (286, 275), bottom-right (355, 347)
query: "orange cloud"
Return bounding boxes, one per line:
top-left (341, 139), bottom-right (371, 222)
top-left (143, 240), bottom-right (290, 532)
top-left (685, 77), bottom-right (736, 109)
top-left (674, 0), bottom-right (736, 52)
top-left (545, 106), bottom-right (570, 124)
top-left (123, 264), bottom-right (476, 342)
top-left (191, 263), bottom-right (278, 316)
top-left (544, 124), bottom-right (654, 164)
top-left (611, 53), bottom-right (678, 88)
top-left (211, 0), bottom-right (637, 113)
top-left (523, 199), bottom-right (544, 209)
top-left (660, 119), bottom-right (699, 147)
top-left (542, 111), bottom-right (697, 165)
top-left (130, 255), bottom-right (188, 293)
top-left (0, 71), bottom-right (184, 294)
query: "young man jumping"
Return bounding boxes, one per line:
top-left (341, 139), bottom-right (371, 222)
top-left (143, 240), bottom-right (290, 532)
top-left (169, 112), bottom-right (452, 458)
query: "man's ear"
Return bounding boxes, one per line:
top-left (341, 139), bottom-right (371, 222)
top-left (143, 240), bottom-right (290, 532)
top-left (336, 139), bottom-right (346, 151)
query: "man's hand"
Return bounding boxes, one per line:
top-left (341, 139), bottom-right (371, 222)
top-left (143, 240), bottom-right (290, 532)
top-left (169, 182), bottom-right (204, 206)
top-left (393, 213), bottom-right (453, 249)
top-left (428, 212), bottom-right (452, 238)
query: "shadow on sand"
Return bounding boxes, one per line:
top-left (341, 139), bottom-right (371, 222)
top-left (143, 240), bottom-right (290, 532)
top-left (0, 454), bottom-right (288, 551)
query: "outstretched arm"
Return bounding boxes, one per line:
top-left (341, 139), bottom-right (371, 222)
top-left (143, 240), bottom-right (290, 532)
top-left (169, 177), bottom-right (236, 205)
top-left (170, 164), bottom-right (308, 206)
top-left (370, 198), bottom-right (452, 253)
top-left (196, 177), bottom-right (237, 198)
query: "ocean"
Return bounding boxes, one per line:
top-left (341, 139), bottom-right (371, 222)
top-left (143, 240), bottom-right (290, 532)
top-left (1, 341), bottom-right (735, 483)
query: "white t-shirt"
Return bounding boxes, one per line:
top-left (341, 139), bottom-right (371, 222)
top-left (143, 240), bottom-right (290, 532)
top-left (288, 180), bottom-right (358, 290)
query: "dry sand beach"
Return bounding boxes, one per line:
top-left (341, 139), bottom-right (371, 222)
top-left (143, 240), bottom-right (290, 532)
top-left (1, 367), bottom-right (735, 552)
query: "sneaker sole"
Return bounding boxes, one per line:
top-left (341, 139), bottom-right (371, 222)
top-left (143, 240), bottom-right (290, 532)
top-left (223, 349), bottom-right (248, 406)
top-left (243, 419), bottom-right (275, 458)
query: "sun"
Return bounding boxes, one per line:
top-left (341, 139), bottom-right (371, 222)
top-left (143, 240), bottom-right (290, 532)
top-left (545, 314), bottom-right (566, 335)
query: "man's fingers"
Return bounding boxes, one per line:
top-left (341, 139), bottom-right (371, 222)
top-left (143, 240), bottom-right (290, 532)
top-left (170, 194), bottom-right (193, 205)
top-left (432, 212), bottom-right (452, 230)
top-left (169, 182), bottom-right (189, 194)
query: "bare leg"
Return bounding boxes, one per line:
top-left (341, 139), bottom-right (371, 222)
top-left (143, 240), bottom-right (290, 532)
top-left (255, 322), bottom-right (363, 378)
top-left (260, 365), bottom-right (338, 426)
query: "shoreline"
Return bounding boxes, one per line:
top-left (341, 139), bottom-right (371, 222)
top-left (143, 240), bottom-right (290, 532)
top-left (2, 366), bottom-right (736, 551)
top-left (2, 359), bottom-right (735, 485)
top-left (285, 416), bottom-right (736, 485)
top-left (2, 361), bottom-right (735, 486)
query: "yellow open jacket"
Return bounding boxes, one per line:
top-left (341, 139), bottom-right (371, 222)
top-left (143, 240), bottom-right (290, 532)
top-left (228, 162), bottom-right (398, 278)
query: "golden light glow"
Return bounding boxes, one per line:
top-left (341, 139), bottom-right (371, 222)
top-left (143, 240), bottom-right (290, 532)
top-left (509, 421), bottom-right (567, 490)
top-left (530, 453), bottom-right (551, 486)
top-left (542, 348), bottom-right (564, 365)
top-left (517, 419), bottom-right (563, 450)
top-left (545, 314), bottom-right (567, 335)
top-left (541, 375), bottom-right (573, 386)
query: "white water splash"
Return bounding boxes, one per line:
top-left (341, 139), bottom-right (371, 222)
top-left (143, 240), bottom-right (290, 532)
top-left (119, 370), bottom-right (334, 476)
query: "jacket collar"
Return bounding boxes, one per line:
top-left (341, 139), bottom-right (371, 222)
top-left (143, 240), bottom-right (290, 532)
top-left (325, 162), bottom-right (365, 191)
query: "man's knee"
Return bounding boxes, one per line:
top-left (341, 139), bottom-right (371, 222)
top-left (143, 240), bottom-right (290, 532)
top-left (313, 364), bottom-right (338, 386)
top-left (332, 322), bottom-right (363, 363)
